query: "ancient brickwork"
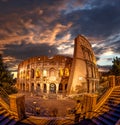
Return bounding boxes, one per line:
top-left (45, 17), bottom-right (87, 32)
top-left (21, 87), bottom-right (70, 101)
top-left (67, 35), bottom-right (99, 94)
top-left (17, 35), bottom-right (99, 95)
top-left (17, 55), bottom-right (72, 95)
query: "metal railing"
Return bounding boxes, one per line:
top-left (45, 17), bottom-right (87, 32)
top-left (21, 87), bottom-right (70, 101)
top-left (97, 80), bottom-right (110, 102)
top-left (0, 86), bottom-right (10, 105)
top-left (61, 110), bottom-right (103, 125)
top-left (115, 76), bottom-right (120, 86)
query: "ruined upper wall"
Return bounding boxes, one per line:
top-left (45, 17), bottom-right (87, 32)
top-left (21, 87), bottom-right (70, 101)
top-left (74, 35), bottom-right (96, 64)
top-left (67, 35), bottom-right (99, 94)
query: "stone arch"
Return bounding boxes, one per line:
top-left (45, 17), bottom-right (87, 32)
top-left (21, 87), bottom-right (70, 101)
top-left (31, 83), bottom-right (34, 92)
top-left (31, 69), bottom-right (34, 78)
top-left (65, 83), bottom-right (68, 91)
top-left (50, 83), bottom-right (56, 93)
top-left (49, 68), bottom-right (56, 77)
top-left (23, 83), bottom-right (25, 92)
top-left (36, 83), bottom-right (40, 92)
top-left (43, 84), bottom-right (47, 93)
top-left (58, 83), bottom-right (63, 93)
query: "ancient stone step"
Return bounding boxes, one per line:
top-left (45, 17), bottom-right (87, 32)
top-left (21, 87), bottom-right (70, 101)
top-left (7, 118), bottom-right (17, 125)
top-left (91, 87), bottom-right (120, 125)
top-left (92, 117), bottom-right (102, 125)
top-left (95, 115), bottom-right (114, 125)
top-left (102, 113), bottom-right (118, 123)
top-left (0, 103), bottom-right (17, 125)
top-left (0, 116), bottom-right (13, 125)
top-left (0, 113), bottom-right (10, 121)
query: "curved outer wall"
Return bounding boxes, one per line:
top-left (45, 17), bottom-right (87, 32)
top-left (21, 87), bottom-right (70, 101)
top-left (17, 35), bottom-right (99, 95)
top-left (17, 55), bottom-right (72, 95)
top-left (67, 35), bottom-right (99, 94)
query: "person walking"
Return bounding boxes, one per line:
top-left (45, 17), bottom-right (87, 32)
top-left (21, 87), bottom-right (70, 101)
top-left (74, 100), bottom-right (82, 124)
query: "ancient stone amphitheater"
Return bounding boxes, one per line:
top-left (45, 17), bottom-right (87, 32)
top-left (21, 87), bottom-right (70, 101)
top-left (0, 35), bottom-right (120, 125)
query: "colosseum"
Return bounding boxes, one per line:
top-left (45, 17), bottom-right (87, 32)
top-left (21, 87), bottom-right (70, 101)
top-left (17, 35), bottom-right (99, 96)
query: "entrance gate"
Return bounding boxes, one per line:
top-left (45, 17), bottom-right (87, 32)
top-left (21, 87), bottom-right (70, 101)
top-left (50, 83), bottom-right (56, 93)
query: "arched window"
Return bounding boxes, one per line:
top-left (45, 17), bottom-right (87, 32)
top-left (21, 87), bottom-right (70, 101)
top-left (64, 68), bottom-right (69, 77)
top-left (26, 70), bottom-right (29, 79)
top-left (31, 69), bottom-right (34, 78)
top-left (59, 83), bottom-right (63, 93)
top-left (23, 83), bottom-right (25, 91)
top-left (31, 83), bottom-right (34, 92)
top-left (65, 84), bottom-right (68, 90)
top-left (59, 68), bottom-right (63, 77)
top-left (36, 69), bottom-right (40, 78)
top-left (36, 83), bottom-right (40, 92)
top-left (43, 84), bottom-right (47, 93)
top-left (49, 68), bottom-right (56, 77)
top-left (50, 83), bottom-right (56, 93)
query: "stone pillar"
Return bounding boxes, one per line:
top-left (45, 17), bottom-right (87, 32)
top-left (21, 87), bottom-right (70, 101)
top-left (28, 82), bottom-right (31, 92)
top-left (9, 94), bottom-right (25, 120)
top-left (82, 93), bottom-right (98, 119)
top-left (47, 83), bottom-right (49, 94)
top-left (108, 75), bottom-right (115, 87)
top-left (56, 83), bottom-right (59, 94)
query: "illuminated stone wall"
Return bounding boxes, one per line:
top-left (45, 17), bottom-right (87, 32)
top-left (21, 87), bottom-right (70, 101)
top-left (67, 35), bottom-right (99, 94)
top-left (17, 55), bottom-right (72, 94)
top-left (17, 35), bottom-right (99, 95)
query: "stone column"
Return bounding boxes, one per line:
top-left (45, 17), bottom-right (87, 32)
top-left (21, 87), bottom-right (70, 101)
top-left (28, 82), bottom-right (31, 92)
top-left (56, 83), bottom-right (59, 94)
top-left (9, 94), bottom-right (25, 120)
top-left (46, 83), bottom-right (49, 94)
top-left (108, 75), bottom-right (115, 87)
top-left (82, 93), bottom-right (98, 119)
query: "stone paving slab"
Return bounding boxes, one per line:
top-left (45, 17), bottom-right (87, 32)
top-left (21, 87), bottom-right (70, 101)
top-left (19, 116), bottom-right (75, 125)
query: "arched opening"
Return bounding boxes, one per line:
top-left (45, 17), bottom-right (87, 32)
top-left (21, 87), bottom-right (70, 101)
top-left (36, 83), bottom-right (40, 93)
top-left (23, 83), bottom-right (25, 92)
top-left (50, 83), bottom-right (56, 93)
top-left (58, 83), bottom-right (63, 93)
top-left (31, 69), bottom-right (34, 78)
top-left (65, 83), bottom-right (68, 91)
top-left (49, 68), bottom-right (56, 77)
top-left (43, 84), bottom-right (47, 93)
top-left (31, 83), bottom-right (34, 92)
top-left (49, 68), bottom-right (56, 81)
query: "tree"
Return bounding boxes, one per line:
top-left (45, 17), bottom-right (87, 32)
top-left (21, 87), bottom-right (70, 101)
top-left (0, 54), bottom-right (17, 94)
top-left (109, 57), bottom-right (120, 76)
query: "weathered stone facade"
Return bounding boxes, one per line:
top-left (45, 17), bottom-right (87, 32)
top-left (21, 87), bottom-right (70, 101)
top-left (17, 55), bottom-right (72, 94)
top-left (17, 35), bottom-right (99, 95)
top-left (67, 35), bottom-right (99, 94)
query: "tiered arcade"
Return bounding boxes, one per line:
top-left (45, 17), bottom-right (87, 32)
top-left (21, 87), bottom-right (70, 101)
top-left (17, 35), bottom-right (99, 95)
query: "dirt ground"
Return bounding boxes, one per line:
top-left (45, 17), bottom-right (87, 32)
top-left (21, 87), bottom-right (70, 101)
top-left (25, 95), bottom-right (76, 117)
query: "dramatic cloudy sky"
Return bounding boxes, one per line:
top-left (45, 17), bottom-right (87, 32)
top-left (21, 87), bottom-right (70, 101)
top-left (0, 0), bottom-right (120, 76)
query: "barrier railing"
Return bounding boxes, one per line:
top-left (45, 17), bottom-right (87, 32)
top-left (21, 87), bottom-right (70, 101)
top-left (0, 86), bottom-right (10, 105)
top-left (97, 80), bottom-right (109, 102)
top-left (115, 76), bottom-right (120, 86)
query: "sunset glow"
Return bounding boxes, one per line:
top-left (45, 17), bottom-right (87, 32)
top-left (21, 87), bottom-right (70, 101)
top-left (0, 0), bottom-right (120, 74)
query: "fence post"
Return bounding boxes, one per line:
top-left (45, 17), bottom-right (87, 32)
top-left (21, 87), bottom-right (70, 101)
top-left (82, 93), bottom-right (97, 119)
top-left (9, 94), bottom-right (25, 120)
